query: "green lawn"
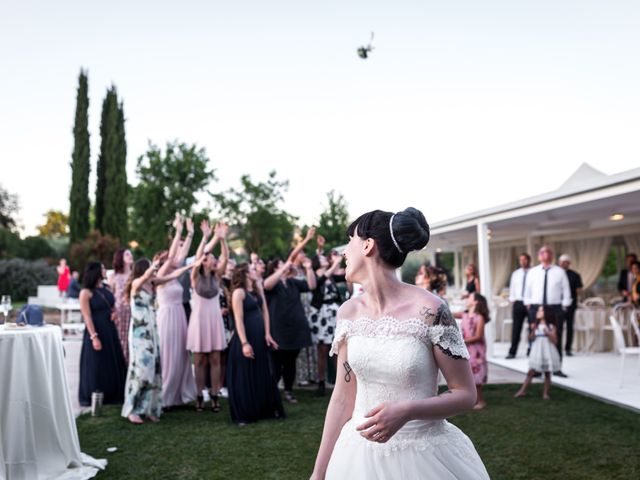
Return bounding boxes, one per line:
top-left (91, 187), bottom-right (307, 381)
top-left (77, 385), bottom-right (640, 479)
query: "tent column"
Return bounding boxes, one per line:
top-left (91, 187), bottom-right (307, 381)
top-left (477, 223), bottom-right (495, 356)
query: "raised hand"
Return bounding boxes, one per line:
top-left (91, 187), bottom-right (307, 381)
top-left (215, 222), bottom-right (229, 240)
top-left (305, 226), bottom-right (317, 242)
top-left (173, 212), bottom-right (183, 230)
top-left (185, 218), bottom-right (194, 235)
top-left (302, 258), bottom-right (313, 270)
top-left (200, 219), bottom-right (212, 238)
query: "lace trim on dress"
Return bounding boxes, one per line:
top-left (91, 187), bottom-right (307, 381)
top-left (329, 315), bottom-right (469, 360)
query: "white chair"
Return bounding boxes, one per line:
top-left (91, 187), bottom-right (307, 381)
top-left (583, 297), bottom-right (605, 307)
top-left (609, 315), bottom-right (640, 387)
top-left (574, 309), bottom-right (596, 353)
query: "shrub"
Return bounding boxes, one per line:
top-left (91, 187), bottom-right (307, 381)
top-left (0, 259), bottom-right (57, 301)
top-left (0, 228), bottom-right (20, 258)
top-left (17, 236), bottom-right (56, 260)
top-left (69, 230), bottom-right (121, 278)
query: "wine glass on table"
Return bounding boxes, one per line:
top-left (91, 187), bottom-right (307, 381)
top-left (1, 295), bottom-right (11, 324)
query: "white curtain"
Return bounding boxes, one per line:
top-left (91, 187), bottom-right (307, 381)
top-left (624, 234), bottom-right (640, 256)
top-left (556, 237), bottom-right (612, 289)
top-left (490, 246), bottom-right (513, 295)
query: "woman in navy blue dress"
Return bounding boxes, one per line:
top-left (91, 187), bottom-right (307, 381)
top-left (78, 262), bottom-right (127, 406)
top-left (227, 263), bottom-right (284, 425)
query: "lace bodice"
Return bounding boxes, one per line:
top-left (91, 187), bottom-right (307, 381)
top-left (330, 309), bottom-right (469, 439)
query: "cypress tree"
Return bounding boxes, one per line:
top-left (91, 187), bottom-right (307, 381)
top-left (102, 100), bottom-right (128, 242)
top-left (94, 89), bottom-right (113, 233)
top-left (68, 69), bottom-right (90, 244)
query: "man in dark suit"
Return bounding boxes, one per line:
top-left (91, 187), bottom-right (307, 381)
top-left (559, 254), bottom-right (582, 357)
top-left (618, 253), bottom-right (638, 301)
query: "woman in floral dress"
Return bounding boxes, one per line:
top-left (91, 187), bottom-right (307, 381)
top-left (109, 249), bottom-right (134, 362)
top-left (121, 256), bottom-right (202, 424)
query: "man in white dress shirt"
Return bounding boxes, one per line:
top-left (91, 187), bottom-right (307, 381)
top-left (524, 245), bottom-right (572, 377)
top-left (506, 253), bottom-right (531, 359)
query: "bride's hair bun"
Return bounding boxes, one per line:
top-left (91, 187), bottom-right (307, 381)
top-left (346, 207), bottom-right (430, 268)
top-left (393, 207), bottom-right (430, 254)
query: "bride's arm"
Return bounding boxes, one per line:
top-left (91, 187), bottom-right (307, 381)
top-left (311, 342), bottom-right (356, 479)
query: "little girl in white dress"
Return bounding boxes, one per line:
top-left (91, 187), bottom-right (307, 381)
top-left (515, 306), bottom-right (561, 400)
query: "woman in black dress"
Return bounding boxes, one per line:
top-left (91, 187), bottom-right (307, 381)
top-left (227, 263), bottom-right (284, 424)
top-left (463, 263), bottom-right (480, 298)
top-left (78, 262), bottom-right (127, 406)
top-left (264, 255), bottom-right (317, 403)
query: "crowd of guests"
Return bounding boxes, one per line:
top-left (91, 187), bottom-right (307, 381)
top-left (72, 214), bottom-right (350, 426)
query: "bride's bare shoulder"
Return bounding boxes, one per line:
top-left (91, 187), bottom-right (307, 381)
top-left (409, 287), bottom-right (456, 327)
top-left (336, 296), bottom-right (367, 321)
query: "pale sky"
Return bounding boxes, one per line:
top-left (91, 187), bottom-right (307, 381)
top-left (2, 0), bottom-right (639, 235)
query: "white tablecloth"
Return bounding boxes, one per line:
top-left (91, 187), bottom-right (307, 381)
top-left (0, 325), bottom-right (106, 479)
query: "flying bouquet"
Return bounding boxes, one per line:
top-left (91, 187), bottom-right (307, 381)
top-left (357, 32), bottom-right (375, 59)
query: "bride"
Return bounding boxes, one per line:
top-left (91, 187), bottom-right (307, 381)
top-left (311, 208), bottom-right (490, 479)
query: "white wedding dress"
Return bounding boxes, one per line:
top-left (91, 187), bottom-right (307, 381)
top-left (325, 309), bottom-right (490, 480)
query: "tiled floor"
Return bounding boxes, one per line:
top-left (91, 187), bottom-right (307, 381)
top-left (489, 342), bottom-right (640, 413)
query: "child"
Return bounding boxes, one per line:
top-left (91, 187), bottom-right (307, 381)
top-left (455, 292), bottom-right (489, 410)
top-left (515, 306), bottom-right (561, 400)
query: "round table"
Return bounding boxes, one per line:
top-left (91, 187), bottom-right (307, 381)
top-left (0, 325), bottom-right (105, 479)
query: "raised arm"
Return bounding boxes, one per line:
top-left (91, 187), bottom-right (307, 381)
top-left (311, 328), bottom-right (357, 479)
top-left (302, 257), bottom-right (317, 291)
top-left (131, 262), bottom-right (158, 297)
top-left (174, 217), bottom-right (195, 265)
top-left (263, 260), bottom-right (292, 291)
top-left (324, 253), bottom-right (343, 278)
top-left (214, 223), bottom-right (229, 277)
top-left (167, 212), bottom-right (183, 260)
top-left (288, 226), bottom-right (316, 263)
top-left (154, 257), bottom-right (203, 286)
top-left (195, 219), bottom-right (213, 260)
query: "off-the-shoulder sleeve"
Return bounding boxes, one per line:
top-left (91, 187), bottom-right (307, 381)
top-left (428, 303), bottom-right (470, 360)
top-left (329, 319), bottom-right (350, 357)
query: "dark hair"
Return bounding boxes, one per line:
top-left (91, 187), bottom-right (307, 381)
top-left (519, 253), bottom-right (531, 263)
top-left (82, 262), bottom-right (103, 290)
top-left (427, 266), bottom-right (447, 293)
top-left (631, 261), bottom-right (640, 271)
top-left (266, 258), bottom-right (282, 277)
top-left (628, 253), bottom-right (638, 261)
top-left (231, 262), bottom-right (255, 293)
top-left (541, 306), bottom-right (556, 326)
top-left (311, 254), bottom-right (324, 272)
top-left (112, 249), bottom-right (126, 274)
top-left (472, 292), bottom-right (491, 323)
top-left (346, 208), bottom-right (430, 268)
top-left (125, 258), bottom-right (151, 300)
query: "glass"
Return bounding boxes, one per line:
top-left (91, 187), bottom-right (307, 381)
top-left (1, 295), bottom-right (11, 324)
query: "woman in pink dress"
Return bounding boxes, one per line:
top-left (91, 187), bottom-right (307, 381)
top-left (57, 258), bottom-right (71, 296)
top-left (156, 214), bottom-right (197, 408)
top-left (187, 220), bottom-right (229, 412)
top-left (456, 292), bottom-right (489, 410)
top-left (109, 248), bottom-right (134, 362)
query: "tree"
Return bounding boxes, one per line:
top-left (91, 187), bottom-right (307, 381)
top-left (0, 184), bottom-right (20, 232)
top-left (213, 171), bottom-right (297, 260)
top-left (95, 86), bottom-right (127, 242)
top-left (102, 100), bottom-right (128, 242)
top-left (69, 230), bottom-right (120, 279)
top-left (68, 69), bottom-right (91, 244)
top-left (130, 141), bottom-right (216, 255)
top-left (37, 210), bottom-right (69, 237)
top-left (317, 190), bottom-right (350, 250)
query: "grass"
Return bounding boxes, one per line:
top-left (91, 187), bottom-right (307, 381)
top-left (77, 385), bottom-right (640, 479)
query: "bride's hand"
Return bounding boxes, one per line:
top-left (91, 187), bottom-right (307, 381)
top-left (356, 402), bottom-right (409, 443)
